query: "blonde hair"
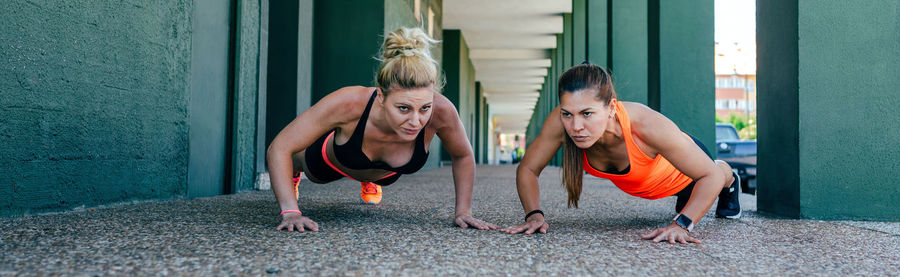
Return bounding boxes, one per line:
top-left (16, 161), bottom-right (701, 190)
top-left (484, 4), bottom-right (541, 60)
top-left (376, 27), bottom-right (442, 94)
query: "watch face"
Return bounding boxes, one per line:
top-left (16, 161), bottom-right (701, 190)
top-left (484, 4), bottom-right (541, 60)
top-left (675, 214), bottom-right (693, 231)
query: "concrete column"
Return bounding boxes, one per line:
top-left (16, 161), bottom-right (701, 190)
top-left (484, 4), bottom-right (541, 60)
top-left (758, 0), bottom-right (900, 220)
top-left (233, 0), bottom-right (264, 192)
top-left (655, 0), bottom-right (715, 151)
top-left (440, 29), bottom-right (477, 162)
top-left (757, 0), bottom-right (800, 218)
top-left (572, 0), bottom-right (587, 64)
top-left (586, 0), bottom-right (609, 67)
top-left (610, 0), bottom-right (648, 104)
top-left (311, 0), bottom-right (384, 103)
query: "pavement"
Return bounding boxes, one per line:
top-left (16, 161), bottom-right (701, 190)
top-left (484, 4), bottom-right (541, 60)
top-left (1, 165), bottom-right (898, 275)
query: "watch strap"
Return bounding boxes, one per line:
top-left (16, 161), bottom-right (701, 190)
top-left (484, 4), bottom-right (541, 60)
top-left (673, 213), bottom-right (695, 232)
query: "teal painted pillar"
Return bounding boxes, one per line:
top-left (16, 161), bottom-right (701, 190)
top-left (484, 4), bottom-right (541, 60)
top-left (586, 0), bottom-right (609, 67)
top-left (475, 81), bottom-right (482, 164)
top-left (609, 0), bottom-right (648, 105)
top-left (563, 13), bottom-right (574, 69)
top-left (757, 0), bottom-right (800, 218)
top-left (312, 0), bottom-right (384, 102)
top-left (440, 29), bottom-right (476, 162)
top-left (758, 0), bottom-right (900, 220)
top-left (572, 0), bottom-right (587, 64)
top-left (441, 30), bottom-right (462, 162)
top-left (481, 102), bottom-right (493, 164)
top-left (654, 0), bottom-right (714, 152)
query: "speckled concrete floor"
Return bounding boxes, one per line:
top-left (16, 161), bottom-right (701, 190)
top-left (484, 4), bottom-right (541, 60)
top-left (2, 165), bottom-right (898, 275)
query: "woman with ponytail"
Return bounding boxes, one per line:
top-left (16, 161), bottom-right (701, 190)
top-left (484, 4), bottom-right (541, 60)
top-left (501, 63), bottom-right (741, 244)
top-left (267, 27), bottom-right (498, 232)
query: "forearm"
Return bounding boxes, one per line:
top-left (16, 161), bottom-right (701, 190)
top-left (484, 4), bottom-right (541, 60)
top-left (266, 149), bottom-right (300, 211)
top-left (680, 175), bottom-right (725, 223)
top-left (451, 155), bottom-right (475, 216)
top-left (515, 166), bottom-right (541, 214)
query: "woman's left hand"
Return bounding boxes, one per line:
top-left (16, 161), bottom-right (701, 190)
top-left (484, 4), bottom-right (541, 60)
top-left (454, 214), bottom-right (500, 230)
top-left (641, 222), bottom-right (702, 244)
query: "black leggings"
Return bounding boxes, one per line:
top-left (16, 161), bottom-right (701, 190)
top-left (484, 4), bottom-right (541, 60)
top-left (673, 133), bottom-right (713, 213)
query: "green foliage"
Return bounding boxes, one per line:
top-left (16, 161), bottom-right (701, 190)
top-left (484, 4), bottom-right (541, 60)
top-left (717, 113), bottom-right (757, 140)
top-left (739, 124), bottom-right (757, 139)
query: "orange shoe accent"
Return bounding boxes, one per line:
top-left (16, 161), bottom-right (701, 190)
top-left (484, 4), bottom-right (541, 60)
top-left (292, 172), bottom-right (301, 200)
top-left (360, 182), bottom-right (382, 204)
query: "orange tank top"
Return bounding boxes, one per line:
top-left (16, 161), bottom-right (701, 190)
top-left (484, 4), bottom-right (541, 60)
top-left (582, 101), bottom-right (693, 200)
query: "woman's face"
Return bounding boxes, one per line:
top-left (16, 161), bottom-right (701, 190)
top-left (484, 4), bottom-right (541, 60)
top-left (379, 87), bottom-right (434, 140)
top-left (559, 89), bottom-right (615, 149)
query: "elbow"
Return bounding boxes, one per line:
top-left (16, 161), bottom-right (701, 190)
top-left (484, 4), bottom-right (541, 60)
top-left (516, 163), bottom-right (536, 179)
top-left (265, 143), bottom-right (282, 165)
top-left (451, 148), bottom-right (475, 162)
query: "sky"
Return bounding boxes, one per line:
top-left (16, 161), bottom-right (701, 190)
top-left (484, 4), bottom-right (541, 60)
top-left (715, 0), bottom-right (756, 45)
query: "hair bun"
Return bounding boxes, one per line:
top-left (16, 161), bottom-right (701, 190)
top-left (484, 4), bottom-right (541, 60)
top-left (382, 27), bottom-right (437, 59)
top-left (376, 27), bottom-right (443, 93)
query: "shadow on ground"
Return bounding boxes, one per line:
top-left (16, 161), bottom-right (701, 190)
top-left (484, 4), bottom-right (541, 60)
top-left (1, 165), bottom-right (898, 275)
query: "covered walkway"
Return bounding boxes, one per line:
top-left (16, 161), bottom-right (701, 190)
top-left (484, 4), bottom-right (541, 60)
top-left (2, 166), bottom-right (897, 275)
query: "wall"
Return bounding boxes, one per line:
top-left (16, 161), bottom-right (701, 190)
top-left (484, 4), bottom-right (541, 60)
top-left (311, 0), bottom-right (384, 102)
top-left (440, 30), bottom-right (478, 162)
top-left (796, 0), bottom-right (899, 220)
top-left (233, 0), bottom-right (262, 192)
top-left (758, 0), bottom-right (900, 220)
top-left (0, 1), bottom-right (193, 215)
top-left (656, 0), bottom-right (715, 151)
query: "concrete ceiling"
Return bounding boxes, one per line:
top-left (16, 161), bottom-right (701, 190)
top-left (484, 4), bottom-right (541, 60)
top-left (443, 0), bottom-right (571, 134)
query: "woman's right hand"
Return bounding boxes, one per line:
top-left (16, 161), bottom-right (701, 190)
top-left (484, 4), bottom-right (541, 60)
top-left (276, 213), bottom-right (319, 232)
top-left (500, 215), bottom-right (549, 235)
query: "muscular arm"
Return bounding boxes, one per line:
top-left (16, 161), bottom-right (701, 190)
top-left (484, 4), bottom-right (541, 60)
top-left (515, 107), bottom-right (566, 216)
top-left (431, 94), bottom-right (476, 216)
top-left (501, 107), bottom-right (565, 234)
top-left (266, 87), bottom-right (366, 213)
top-left (430, 94), bottom-right (498, 230)
top-left (628, 103), bottom-right (725, 224)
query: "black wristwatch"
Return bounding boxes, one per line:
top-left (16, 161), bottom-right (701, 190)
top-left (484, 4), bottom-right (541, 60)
top-left (673, 213), bottom-right (694, 232)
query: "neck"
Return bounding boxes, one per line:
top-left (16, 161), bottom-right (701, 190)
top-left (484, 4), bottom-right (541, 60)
top-left (368, 101), bottom-right (391, 135)
top-left (589, 113), bottom-right (623, 151)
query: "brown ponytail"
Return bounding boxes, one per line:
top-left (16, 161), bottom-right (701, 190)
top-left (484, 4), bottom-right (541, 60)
top-left (562, 135), bottom-right (584, 208)
top-left (558, 62), bottom-right (616, 208)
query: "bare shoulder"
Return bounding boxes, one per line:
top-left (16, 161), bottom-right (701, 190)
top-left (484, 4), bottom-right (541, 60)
top-left (314, 86), bottom-right (374, 124)
top-left (429, 93), bottom-right (461, 129)
top-left (537, 106), bottom-right (567, 142)
top-left (619, 101), bottom-right (656, 120)
top-left (620, 101), bottom-right (680, 140)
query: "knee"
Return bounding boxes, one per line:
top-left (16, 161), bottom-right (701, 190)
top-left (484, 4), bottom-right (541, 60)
top-left (715, 160), bottom-right (731, 171)
top-left (714, 160), bottom-right (734, 185)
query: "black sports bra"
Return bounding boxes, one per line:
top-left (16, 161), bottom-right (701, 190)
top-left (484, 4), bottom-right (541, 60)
top-left (331, 90), bottom-right (430, 174)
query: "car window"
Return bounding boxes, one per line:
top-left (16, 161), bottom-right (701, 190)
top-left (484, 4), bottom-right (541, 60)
top-left (716, 126), bottom-right (739, 140)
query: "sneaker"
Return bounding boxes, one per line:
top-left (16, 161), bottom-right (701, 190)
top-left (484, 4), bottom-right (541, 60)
top-left (360, 182), bottom-right (382, 204)
top-left (292, 172), bottom-right (302, 201)
top-left (715, 171), bottom-right (742, 218)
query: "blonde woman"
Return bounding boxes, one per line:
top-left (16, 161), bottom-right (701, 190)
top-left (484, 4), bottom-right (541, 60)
top-left (267, 27), bottom-right (498, 232)
top-left (501, 63), bottom-right (741, 244)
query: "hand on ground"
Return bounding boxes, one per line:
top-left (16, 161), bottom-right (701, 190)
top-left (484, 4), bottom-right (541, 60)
top-left (276, 213), bottom-right (319, 232)
top-left (500, 215), bottom-right (549, 235)
top-left (455, 214), bottom-right (500, 230)
top-left (640, 223), bottom-right (701, 244)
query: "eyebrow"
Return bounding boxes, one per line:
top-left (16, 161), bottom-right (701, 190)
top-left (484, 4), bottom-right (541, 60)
top-left (560, 107), bottom-right (593, 113)
top-left (396, 102), bottom-right (434, 106)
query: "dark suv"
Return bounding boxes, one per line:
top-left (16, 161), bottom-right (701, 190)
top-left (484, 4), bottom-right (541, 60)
top-left (715, 123), bottom-right (757, 194)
